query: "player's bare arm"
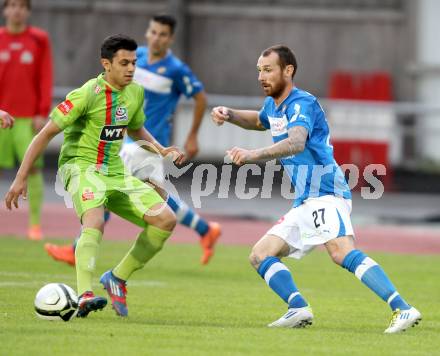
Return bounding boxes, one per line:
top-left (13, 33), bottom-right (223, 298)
top-left (32, 115), bottom-right (47, 132)
top-left (5, 120), bottom-right (62, 209)
top-left (227, 126), bottom-right (308, 165)
top-left (127, 126), bottom-right (163, 153)
top-left (0, 109), bottom-right (14, 129)
top-left (211, 107), bottom-right (266, 131)
top-left (185, 90), bottom-right (207, 160)
top-left (127, 126), bottom-right (185, 165)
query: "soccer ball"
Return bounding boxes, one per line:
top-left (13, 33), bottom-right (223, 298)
top-left (34, 283), bottom-right (78, 321)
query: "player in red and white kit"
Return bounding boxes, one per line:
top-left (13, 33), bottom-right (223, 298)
top-left (0, 0), bottom-right (53, 240)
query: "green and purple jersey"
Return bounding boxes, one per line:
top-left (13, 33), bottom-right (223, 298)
top-left (51, 73), bottom-right (145, 175)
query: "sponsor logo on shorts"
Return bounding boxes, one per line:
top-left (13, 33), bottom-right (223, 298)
top-left (115, 106), bottom-right (128, 121)
top-left (57, 100), bottom-right (74, 115)
top-left (100, 125), bottom-right (127, 141)
top-left (301, 232), bottom-right (316, 239)
top-left (82, 187), bottom-right (95, 201)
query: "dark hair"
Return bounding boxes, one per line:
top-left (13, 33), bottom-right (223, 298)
top-left (100, 34), bottom-right (137, 61)
top-left (3, 0), bottom-right (31, 9)
top-left (151, 14), bottom-right (177, 35)
top-left (261, 45), bottom-right (297, 78)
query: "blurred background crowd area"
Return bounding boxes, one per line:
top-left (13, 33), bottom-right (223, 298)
top-left (2, 0), bottom-right (440, 191)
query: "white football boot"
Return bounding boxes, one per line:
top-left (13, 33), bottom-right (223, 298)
top-left (384, 307), bottom-right (422, 334)
top-left (268, 306), bottom-right (313, 328)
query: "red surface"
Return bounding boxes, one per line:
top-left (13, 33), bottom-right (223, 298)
top-left (328, 70), bottom-right (394, 189)
top-left (332, 140), bottom-right (392, 190)
top-left (1, 203), bottom-right (440, 255)
top-left (328, 71), bottom-right (392, 101)
top-left (0, 26), bottom-right (53, 117)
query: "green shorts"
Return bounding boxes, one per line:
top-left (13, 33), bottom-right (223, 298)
top-left (62, 167), bottom-right (164, 227)
top-left (0, 118), bottom-right (43, 169)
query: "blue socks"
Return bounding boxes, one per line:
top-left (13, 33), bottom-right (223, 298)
top-left (256, 251), bottom-right (410, 312)
top-left (167, 195), bottom-right (209, 237)
top-left (257, 256), bottom-right (308, 309)
top-left (342, 249), bottom-right (410, 311)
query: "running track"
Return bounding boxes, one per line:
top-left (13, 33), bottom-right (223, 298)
top-left (1, 203), bottom-right (440, 255)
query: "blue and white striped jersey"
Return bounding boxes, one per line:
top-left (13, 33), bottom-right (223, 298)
top-left (131, 46), bottom-right (204, 146)
top-left (259, 87), bottom-right (351, 207)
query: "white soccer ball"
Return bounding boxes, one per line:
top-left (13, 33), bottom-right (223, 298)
top-left (34, 283), bottom-right (78, 321)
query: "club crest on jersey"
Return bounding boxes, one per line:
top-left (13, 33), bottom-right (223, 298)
top-left (157, 66), bottom-right (166, 74)
top-left (57, 100), bottom-right (74, 115)
top-left (94, 85), bottom-right (102, 94)
top-left (0, 50), bottom-right (10, 62)
top-left (115, 106), bottom-right (128, 122)
top-left (20, 50), bottom-right (33, 64)
top-left (81, 187), bottom-right (95, 201)
top-left (100, 125), bottom-right (127, 141)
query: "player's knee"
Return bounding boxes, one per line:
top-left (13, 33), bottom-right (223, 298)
top-left (326, 236), bottom-right (355, 265)
top-left (144, 203), bottom-right (177, 231)
top-left (81, 210), bottom-right (105, 232)
top-left (328, 248), bottom-right (345, 265)
top-left (249, 247), bottom-right (270, 270)
top-left (155, 208), bottom-right (177, 231)
top-left (163, 210), bottom-right (177, 231)
top-left (86, 218), bottom-right (105, 232)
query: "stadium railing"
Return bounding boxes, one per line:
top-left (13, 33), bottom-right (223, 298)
top-left (51, 87), bottom-right (440, 168)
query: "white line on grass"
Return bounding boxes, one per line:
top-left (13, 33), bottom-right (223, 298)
top-left (0, 271), bottom-right (167, 288)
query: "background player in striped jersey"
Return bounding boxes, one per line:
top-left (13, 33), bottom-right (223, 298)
top-left (45, 14), bottom-right (221, 266)
top-left (6, 34), bottom-right (185, 318)
top-left (211, 45), bottom-right (421, 333)
top-left (0, 0), bottom-right (53, 240)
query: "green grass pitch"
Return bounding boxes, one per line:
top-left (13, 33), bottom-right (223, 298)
top-left (1, 236), bottom-right (439, 355)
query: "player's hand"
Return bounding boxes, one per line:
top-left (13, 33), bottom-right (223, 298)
top-left (226, 147), bottom-right (258, 166)
top-left (33, 115), bottom-right (47, 132)
top-left (162, 146), bottom-right (186, 165)
top-left (184, 133), bottom-right (199, 162)
top-left (211, 106), bottom-right (231, 126)
top-left (5, 176), bottom-right (28, 210)
top-left (0, 110), bottom-right (14, 129)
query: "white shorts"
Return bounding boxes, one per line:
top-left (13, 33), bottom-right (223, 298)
top-left (119, 142), bottom-right (165, 186)
top-left (266, 195), bottom-right (354, 259)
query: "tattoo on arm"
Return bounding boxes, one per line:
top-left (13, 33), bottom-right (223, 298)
top-left (287, 126), bottom-right (308, 154)
top-left (228, 110), bottom-right (267, 131)
top-left (255, 126), bottom-right (308, 160)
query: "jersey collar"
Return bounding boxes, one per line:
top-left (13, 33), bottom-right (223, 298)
top-left (146, 47), bottom-right (172, 66)
top-left (275, 87), bottom-right (298, 112)
top-left (97, 73), bottom-right (122, 92)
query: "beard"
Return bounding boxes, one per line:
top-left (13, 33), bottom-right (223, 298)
top-left (262, 75), bottom-right (288, 100)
